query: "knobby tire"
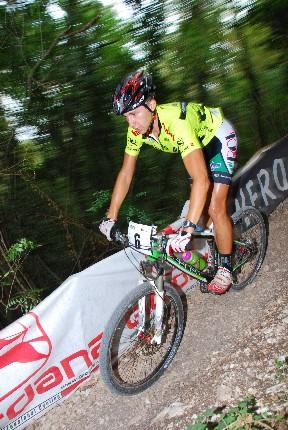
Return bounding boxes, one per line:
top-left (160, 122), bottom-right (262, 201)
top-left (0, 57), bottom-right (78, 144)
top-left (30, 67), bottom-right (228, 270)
top-left (232, 206), bottom-right (267, 290)
top-left (99, 282), bottom-right (184, 395)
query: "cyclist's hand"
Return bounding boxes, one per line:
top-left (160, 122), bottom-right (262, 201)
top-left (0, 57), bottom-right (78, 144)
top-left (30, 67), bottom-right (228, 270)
top-left (166, 232), bottom-right (192, 256)
top-left (99, 218), bottom-right (117, 241)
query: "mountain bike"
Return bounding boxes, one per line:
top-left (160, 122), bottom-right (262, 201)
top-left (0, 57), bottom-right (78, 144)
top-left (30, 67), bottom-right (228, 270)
top-left (99, 206), bottom-right (267, 396)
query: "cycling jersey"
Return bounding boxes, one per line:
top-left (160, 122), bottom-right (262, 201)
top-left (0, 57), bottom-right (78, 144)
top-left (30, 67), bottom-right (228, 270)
top-left (125, 102), bottom-right (224, 159)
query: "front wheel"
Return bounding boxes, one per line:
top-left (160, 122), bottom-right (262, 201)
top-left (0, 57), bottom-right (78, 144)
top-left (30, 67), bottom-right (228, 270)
top-left (232, 206), bottom-right (267, 290)
top-left (99, 282), bottom-right (184, 395)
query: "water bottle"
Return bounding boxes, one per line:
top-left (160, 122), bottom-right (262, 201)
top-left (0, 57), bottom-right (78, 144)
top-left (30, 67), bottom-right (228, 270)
top-left (182, 250), bottom-right (207, 271)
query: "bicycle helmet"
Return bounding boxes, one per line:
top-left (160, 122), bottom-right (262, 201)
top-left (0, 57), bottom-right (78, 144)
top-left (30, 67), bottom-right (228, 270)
top-left (112, 70), bottom-right (155, 115)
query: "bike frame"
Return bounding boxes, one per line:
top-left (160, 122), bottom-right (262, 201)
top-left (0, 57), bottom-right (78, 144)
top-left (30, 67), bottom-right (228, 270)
top-left (144, 230), bottom-right (254, 283)
top-left (147, 230), bottom-right (216, 283)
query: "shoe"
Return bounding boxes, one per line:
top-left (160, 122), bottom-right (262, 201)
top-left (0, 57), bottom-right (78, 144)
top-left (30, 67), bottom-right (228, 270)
top-left (208, 266), bottom-right (232, 295)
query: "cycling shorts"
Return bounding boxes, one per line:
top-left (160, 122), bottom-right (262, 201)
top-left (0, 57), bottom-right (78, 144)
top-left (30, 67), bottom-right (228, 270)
top-left (203, 119), bottom-right (238, 185)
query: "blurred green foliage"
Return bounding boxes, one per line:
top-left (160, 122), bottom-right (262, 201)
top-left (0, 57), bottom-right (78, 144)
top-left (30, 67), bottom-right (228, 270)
top-left (0, 0), bottom-right (287, 325)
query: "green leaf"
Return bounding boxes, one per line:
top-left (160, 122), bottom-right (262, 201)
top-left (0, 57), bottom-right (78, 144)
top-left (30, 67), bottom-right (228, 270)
top-left (220, 413), bottom-right (236, 425)
top-left (202, 407), bottom-right (219, 418)
top-left (87, 190), bottom-right (111, 214)
top-left (187, 423), bottom-right (207, 430)
top-left (7, 238), bottom-right (39, 262)
top-left (216, 420), bottom-right (227, 430)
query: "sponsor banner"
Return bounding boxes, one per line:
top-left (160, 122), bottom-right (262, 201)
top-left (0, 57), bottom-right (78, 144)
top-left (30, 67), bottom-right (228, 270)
top-left (0, 247), bottom-right (197, 430)
top-left (230, 135), bottom-right (288, 214)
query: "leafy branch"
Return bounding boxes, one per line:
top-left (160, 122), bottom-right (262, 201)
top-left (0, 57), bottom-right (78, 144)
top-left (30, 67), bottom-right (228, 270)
top-left (0, 236), bottom-right (41, 316)
top-left (27, 15), bottom-right (99, 93)
top-left (187, 397), bottom-right (287, 430)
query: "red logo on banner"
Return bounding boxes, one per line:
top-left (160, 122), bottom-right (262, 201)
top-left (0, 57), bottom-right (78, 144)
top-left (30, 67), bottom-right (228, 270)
top-left (0, 312), bottom-right (52, 401)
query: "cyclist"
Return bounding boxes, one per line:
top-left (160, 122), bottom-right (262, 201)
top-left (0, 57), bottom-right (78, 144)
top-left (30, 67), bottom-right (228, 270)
top-left (99, 70), bottom-right (238, 295)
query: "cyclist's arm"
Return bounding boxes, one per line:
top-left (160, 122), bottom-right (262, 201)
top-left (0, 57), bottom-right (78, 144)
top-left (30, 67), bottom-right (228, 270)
top-left (107, 153), bottom-right (138, 220)
top-left (182, 148), bottom-right (210, 232)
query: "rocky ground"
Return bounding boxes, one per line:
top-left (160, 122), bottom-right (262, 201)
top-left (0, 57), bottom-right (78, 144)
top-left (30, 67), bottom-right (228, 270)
top-left (27, 200), bottom-right (288, 430)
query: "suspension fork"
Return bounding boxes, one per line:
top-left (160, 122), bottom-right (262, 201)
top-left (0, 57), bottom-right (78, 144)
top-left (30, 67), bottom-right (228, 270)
top-left (152, 272), bottom-right (165, 345)
top-left (137, 270), bottom-right (165, 345)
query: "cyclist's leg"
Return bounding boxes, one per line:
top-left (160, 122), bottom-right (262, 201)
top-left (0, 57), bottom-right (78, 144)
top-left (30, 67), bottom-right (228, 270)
top-left (203, 119), bottom-right (238, 294)
top-left (195, 183), bottom-right (213, 230)
top-left (209, 182), bottom-right (233, 255)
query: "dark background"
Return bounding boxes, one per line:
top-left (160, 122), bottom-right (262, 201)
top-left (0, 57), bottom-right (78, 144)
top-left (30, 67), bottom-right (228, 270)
top-left (0, 0), bottom-right (287, 325)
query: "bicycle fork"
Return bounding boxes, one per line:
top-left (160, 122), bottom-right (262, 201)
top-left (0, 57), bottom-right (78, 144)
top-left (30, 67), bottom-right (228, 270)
top-left (137, 274), bottom-right (165, 346)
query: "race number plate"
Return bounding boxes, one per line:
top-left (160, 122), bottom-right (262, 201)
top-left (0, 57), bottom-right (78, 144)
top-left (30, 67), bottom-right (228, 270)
top-left (128, 222), bottom-right (157, 255)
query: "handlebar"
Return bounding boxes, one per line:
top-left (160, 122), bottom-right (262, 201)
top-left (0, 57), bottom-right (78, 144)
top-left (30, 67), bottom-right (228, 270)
top-left (111, 222), bottom-right (214, 254)
top-left (111, 226), bottom-right (165, 252)
top-left (113, 229), bottom-right (129, 246)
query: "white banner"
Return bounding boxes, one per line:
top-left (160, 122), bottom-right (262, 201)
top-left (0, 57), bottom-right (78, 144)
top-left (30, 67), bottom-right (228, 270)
top-left (0, 241), bottom-right (199, 430)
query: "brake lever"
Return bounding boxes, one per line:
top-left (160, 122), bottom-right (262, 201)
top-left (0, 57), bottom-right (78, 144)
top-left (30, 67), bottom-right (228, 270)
top-left (114, 229), bottom-right (129, 247)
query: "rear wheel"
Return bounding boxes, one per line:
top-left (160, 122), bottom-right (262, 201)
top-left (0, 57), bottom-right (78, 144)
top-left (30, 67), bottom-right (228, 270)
top-left (99, 282), bottom-right (184, 395)
top-left (232, 206), bottom-right (267, 290)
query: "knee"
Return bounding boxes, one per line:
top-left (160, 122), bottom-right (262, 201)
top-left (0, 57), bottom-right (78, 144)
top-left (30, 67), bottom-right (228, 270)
top-left (208, 202), bottom-right (227, 223)
top-left (208, 204), bottom-right (216, 221)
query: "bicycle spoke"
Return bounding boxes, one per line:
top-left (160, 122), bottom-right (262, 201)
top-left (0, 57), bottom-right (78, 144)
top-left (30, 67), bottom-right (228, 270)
top-left (106, 291), bottom-right (180, 388)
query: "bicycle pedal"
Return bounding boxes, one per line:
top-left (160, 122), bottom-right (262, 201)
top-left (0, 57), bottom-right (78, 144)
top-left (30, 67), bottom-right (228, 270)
top-left (199, 282), bottom-right (209, 293)
top-left (202, 266), bottom-right (216, 278)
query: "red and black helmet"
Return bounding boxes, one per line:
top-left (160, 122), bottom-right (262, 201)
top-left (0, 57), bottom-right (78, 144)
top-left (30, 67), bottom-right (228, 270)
top-left (112, 70), bottom-right (155, 115)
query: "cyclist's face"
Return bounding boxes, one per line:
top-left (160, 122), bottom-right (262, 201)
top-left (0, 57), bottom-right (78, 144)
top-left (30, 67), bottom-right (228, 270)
top-left (123, 100), bottom-right (156, 134)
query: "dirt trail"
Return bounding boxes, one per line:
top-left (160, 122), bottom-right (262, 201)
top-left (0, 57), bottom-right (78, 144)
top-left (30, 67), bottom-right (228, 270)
top-left (27, 200), bottom-right (288, 430)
